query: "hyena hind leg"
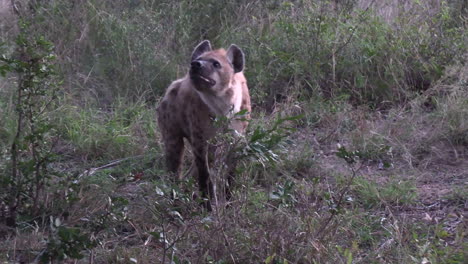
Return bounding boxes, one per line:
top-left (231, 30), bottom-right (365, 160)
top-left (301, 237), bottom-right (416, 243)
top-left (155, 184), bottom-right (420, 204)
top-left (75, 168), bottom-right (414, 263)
top-left (225, 151), bottom-right (239, 202)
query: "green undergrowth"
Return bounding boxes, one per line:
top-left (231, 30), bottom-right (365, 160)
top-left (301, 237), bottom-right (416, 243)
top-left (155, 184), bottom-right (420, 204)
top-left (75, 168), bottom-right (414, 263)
top-left (352, 176), bottom-right (418, 209)
top-left (53, 98), bottom-right (160, 162)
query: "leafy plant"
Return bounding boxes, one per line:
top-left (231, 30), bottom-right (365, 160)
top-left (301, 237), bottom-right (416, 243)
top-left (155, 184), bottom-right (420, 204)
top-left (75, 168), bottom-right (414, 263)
top-left (269, 180), bottom-right (297, 208)
top-left (0, 23), bottom-right (61, 227)
top-left (315, 145), bottom-right (364, 240)
top-left (242, 115), bottom-right (302, 165)
top-left (39, 217), bottom-right (97, 263)
top-left (208, 112), bottom-right (301, 203)
top-left (88, 196), bottom-right (130, 232)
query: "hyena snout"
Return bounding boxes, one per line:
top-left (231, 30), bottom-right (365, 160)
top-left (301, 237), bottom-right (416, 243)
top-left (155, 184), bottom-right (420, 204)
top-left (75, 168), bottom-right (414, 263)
top-left (190, 60), bottom-right (211, 75)
top-left (190, 60), bottom-right (215, 86)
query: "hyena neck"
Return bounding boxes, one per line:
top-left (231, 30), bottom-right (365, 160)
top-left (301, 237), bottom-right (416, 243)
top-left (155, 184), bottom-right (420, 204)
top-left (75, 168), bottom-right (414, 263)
top-left (194, 81), bottom-right (242, 118)
top-left (196, 90), bottom-right (235, 117)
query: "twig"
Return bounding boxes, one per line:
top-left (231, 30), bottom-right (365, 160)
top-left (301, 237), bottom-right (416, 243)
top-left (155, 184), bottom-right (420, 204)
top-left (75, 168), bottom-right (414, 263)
top-left (315, 162), bottom-right (364, 240)
top-left (328, 0), bottom-right (377, 59)
top-left (10, 0), bottom-right (20, 16)
top-left (318, 114), bottom-right (345, 143)
top-left (78, 155), bottom-right (145, 178)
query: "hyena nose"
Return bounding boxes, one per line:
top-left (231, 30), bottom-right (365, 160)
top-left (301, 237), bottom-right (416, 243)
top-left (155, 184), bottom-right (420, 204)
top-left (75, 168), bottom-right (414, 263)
top-left (191, 60), bottom-right (203, 70)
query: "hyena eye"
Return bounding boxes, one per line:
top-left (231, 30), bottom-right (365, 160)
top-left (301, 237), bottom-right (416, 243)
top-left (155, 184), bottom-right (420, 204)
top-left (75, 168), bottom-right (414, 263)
top-left (213, 61), bottom-right (221, 69)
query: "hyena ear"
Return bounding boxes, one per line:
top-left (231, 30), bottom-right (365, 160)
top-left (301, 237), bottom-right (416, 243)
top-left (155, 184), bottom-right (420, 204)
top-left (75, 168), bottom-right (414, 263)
top-left (226, 44), bottom-right (245, 73)
top-left (191, 40), bottom-right (212, 62)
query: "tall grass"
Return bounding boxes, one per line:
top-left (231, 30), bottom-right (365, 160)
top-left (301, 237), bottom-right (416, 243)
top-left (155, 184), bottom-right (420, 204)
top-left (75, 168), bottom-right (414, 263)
top-left (4, 0), bottom-right (464, 107)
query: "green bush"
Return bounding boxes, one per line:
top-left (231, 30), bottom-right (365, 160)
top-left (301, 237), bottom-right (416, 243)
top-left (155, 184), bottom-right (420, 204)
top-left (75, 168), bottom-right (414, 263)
top-left (0, 28), bottom-right (61, 227)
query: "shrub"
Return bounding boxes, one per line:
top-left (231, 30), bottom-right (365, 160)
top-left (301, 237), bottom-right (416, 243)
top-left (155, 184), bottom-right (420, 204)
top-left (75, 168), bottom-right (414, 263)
top-left (0, 26), bottom-right (61, 227)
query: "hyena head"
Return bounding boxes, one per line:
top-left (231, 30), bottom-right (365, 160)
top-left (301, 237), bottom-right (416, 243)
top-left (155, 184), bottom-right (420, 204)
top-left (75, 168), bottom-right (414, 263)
top-left (189, 40), bottom-right (244, 95)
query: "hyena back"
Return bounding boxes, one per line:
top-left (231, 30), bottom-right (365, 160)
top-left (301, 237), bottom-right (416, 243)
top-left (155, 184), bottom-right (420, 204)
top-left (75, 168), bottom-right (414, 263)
top-left (157, 40), bottom-right (251, 210)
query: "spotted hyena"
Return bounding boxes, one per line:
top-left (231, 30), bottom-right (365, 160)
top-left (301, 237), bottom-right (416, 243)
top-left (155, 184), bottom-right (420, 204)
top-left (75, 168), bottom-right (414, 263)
top-left (157, 40), bottom-right (251, 210)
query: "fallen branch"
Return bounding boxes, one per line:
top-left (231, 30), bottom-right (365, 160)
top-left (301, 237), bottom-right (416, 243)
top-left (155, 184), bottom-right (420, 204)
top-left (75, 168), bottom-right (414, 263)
top-left (78, 155), bottom-right (145, 179)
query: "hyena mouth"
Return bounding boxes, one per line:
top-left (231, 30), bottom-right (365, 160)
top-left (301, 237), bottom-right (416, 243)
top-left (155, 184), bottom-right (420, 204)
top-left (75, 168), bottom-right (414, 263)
top-left (192, 74), bottom-right (216, 86)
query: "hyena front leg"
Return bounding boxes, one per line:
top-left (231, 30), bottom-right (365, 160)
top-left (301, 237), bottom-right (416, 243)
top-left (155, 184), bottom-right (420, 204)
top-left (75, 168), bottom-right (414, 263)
top-left (191, 137), bottom-right (214, 211)
top-left (163, 134), bottom-right (185, 181)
